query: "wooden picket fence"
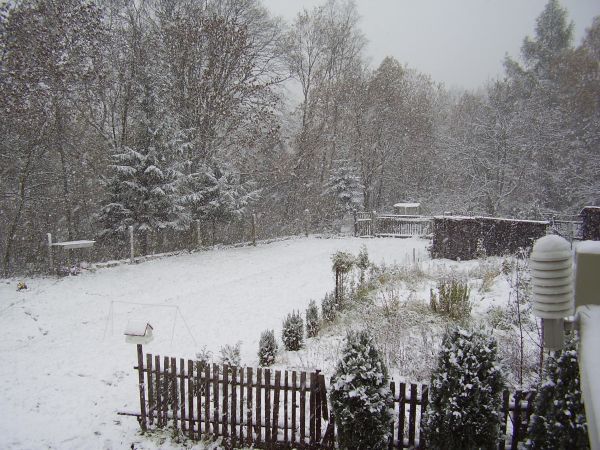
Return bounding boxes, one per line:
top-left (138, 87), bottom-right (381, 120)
top-left (123, 348), bottom-right (536, 449)
top-left (124, 349), bottom-right (330, 449)
top-left (354, 212), bottom-right (432, 238)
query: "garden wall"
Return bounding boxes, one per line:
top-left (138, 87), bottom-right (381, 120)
top-left (581, 206), bottom-right (600, 240)
top-left (431, 216), bottom-right (549, 261)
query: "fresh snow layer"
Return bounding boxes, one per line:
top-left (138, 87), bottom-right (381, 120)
top-left (0, 236), bottom-right (427, 450)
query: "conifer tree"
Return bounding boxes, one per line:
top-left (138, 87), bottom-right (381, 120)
top-left (526, 336), bottom-right (589, 449)
top-left (425, 327), bottom-right (505, 450)
top-left (305, 300), bottom-right (320, 338)
top-left (330, 330), bottom-right (393, 450)
top-left (281, 311), bottom-right (304, 351)
top-left (258, 329), bottom-right (278, 367)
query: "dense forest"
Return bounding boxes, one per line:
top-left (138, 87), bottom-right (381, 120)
top-left (1, 0), bottom-right (599, 274)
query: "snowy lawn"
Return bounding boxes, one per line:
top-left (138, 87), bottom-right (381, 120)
top-left (0, 236), bottom-right (428, 450)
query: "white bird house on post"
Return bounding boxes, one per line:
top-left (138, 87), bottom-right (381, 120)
top-left (124, 320), bottom-right (154, 345)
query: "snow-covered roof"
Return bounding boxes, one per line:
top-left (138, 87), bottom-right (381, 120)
top-left (393, 203), bottom-right (420, 208)
top-left (578, 304), bottom-right (600, 449)
top-left (52, 240), bottom-right (95, 249)
top-left (124, 320), bottom-right (153, 337)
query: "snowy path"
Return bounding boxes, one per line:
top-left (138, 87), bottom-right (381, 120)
top-left (0, 236), bottom-right (427, 449)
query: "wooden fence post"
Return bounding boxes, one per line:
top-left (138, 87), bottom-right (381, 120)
top-left (304, 209), bottom-right (310, 237)
top-left (251, 213), bottom-right (257, 246)
top-left (196, 220), bottom-right (202, 248)
top-left (47, 233), bottom-right (54, 274)
top-left (129, 225), bottom-right (135, 263)
top-left (371, 210), bottom-right (377, 236)
top-left (136, 344), bottom-right (148, 431)
top-left (353, 210), bottom-right (358, 237)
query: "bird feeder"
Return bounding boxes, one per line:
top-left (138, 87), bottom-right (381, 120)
top-left (124, 320), bottom-right (154, 345)
top-left (530, 235), bottom-right (573, 351)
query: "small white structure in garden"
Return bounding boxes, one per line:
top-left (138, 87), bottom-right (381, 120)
top-left (124, 320), bottom-right (154, 345)
top-left (393, 202), bottom-right (421, 216)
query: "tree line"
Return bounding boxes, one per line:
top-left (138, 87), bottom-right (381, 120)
top-left (1, 0), bottom-right (598, 275)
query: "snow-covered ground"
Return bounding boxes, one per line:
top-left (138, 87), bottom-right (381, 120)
top-left (0, 236), bottom-right (428, 450)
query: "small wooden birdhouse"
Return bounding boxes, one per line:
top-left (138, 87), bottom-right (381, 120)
top-left (124, 320), bottom-right (154, 345)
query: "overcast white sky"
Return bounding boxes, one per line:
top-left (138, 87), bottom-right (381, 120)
top-left (261, 0), bottom-right (600, 91)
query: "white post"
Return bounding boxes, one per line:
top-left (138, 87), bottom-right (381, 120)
top-left (129, 225), bottom-right (134, 263)
top-left (196, 220), bottom-right (202, 248)
top-left (47, 233), bottom-right (54, 274)
top-left (252, 213), bottom-right (257, 246)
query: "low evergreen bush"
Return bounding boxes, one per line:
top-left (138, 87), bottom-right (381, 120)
top-left (330, 330), bottom-right (393, 450)
top-left (526, 336), bottom-right (589, 449)
top-left (306, 300), bottom-right (320, 338)
top-left (282, 311), bottom-right (304, 351)
top-left (321, 291), bottom-right (338, 322)
top-left (424, 327), bottom-right (505, 450)
top-left (258, 329), bottom-right (277, 366)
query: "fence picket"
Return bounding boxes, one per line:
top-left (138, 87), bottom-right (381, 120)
top-left (419, 384), bottom-right (428, 449)
top-left (238, 367), bottom-right (244, 444)
top-left (179, 358), bottom-right (186, 434)
top-left (231, 367), bottom-right (237, 446)
top-left (155, 356), bottom-right (162, 427)
top-left (300, 372), bottom-right (306, 447)
top-left (204, 364), bottom-right (210, 435)
top-left (171, 358), bottom-right (177, 429)
top-left (246, 367), bottom-right (253, 445)
top-left (256, 368), bottom-right (262, 443)
top-left (389, 381), bottom-right (395, 449)
top-left (284, 371), bottom-right (289, 444)
top-left (187, 360), bottom-right (194, 439)
top-left (272, 370), bottom-right (281, 443)
top-left (398, 382), bottom-right (406, 448)
top-left (498, 389), bottom-right (510, 450)
top-left (265, 368), bottom-right (271, 445)
top-left (511, 390), bottom-right (523, 450)
top-left (223, 365), bottom-right (229, 439)
top-left (213, 364), bottom-right (219, 436)
top-left (309, 372), bottom-right (316, 446)
top-left (163, 357), bottom-right (169, 425)
top-left (146, 354), bottom-right (154, 426)
top-left (292, 371), bottom-right (297, 446)
top-left (408, 384), bottom-right (417, 446)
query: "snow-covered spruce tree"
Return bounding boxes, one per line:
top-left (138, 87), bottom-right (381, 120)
top-left (330, 330), bottom-right (394, 450)
top-left (526, 336), bottom-right (589, 449)
top-left (323, 160), bottom-right (364, 216)
top-left (281, 311), bottom-right (304, 351)
top-left (305, 300), bottom-right (320, 338)
top-left (258, 330), bottom-right (277, 367)
top-left (424, 327), bottom-right (505, 450)
top-left (321, 291), bottom-right (338, 323)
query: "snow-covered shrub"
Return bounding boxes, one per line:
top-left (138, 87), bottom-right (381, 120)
top-left (258, 330), bottom-right (277, 366)
top-left (424, 327), bottom-right (505, 450)
top-left (305, 300), bottom-right (320, 338)
top-left (429, 279), bottom-right (471, 321)
top-left (332, 251), bottom-right (355, 304)
top-left (282, 311), bottom-right (304, 351)
top-left (330, 330), bottom-right (394, 449)
top-left (321, 292), bottom-right (338, 323)
top-left (219, 341), bottom-right (241, 367)
top-left (526, 336), bottom-right (589, 449)
top-left (356, 244), bottom-right (370, 284)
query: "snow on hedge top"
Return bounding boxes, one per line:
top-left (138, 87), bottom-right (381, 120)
top-left (576, 240), bottom-right (600, 255)
top-left (433, 215), bottom-right (548, 224)
top-left (393, 202), bottom-right (420, 208)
